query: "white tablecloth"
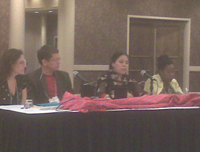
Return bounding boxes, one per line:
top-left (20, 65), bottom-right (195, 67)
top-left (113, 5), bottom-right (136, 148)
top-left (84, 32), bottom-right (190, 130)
top-left (0, 104), bottom-right (199, 114)
top-left (0, 105), bottom-right (76, 114)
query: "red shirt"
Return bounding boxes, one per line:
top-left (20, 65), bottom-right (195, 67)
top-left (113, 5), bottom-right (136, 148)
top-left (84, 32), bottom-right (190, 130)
top-left (44, 74), bottom-right (57, 98)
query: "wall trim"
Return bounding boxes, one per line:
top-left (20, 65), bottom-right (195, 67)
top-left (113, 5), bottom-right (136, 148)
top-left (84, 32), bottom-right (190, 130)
top-left (189, 66), bottom-right (200, 71)
top-left (127, 15), bottom-right (190, 21)
top-left (73, 65), bottom-right (109, 71)
top-left (73, 65), bottom-right (200, 72)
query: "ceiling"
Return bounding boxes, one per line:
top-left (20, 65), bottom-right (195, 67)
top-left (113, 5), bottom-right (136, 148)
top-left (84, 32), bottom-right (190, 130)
top-left (25, 0), bottom-right (58, 14)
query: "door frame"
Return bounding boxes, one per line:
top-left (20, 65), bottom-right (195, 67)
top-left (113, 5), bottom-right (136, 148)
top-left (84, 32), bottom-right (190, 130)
top-left (127, 15), bottom-right (191, 92)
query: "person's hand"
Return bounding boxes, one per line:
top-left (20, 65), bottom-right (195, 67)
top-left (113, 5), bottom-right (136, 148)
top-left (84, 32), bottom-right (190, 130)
top-left (127, 92), bottom-right (134, 98)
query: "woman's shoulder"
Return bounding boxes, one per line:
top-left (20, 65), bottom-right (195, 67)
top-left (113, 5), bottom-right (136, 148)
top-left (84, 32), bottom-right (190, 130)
top-left (152, 73), bottom-right (160, 79)
top-left (171, 78), bottom-right (179, 84)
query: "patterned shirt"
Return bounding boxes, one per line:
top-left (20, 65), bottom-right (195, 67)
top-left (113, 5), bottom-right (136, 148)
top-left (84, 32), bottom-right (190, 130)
top-left (97, 71), bottom-right (144, 99)
top-left (0, 75), bottom-right (26, 105)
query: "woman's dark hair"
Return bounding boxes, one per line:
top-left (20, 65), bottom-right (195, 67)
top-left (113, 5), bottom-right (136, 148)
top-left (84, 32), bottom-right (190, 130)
top-left (0, 49), bottom-right (23, 79)
top-left (37, 45), bottom-right (59, 65)
top-left (109, 51), bottom-right (129, 70)
top-left (157, 55), bottom-right (173, 71)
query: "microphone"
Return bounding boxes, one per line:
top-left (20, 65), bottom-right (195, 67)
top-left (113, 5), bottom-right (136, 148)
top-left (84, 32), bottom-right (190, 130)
top-left (73, 71), bottom-right (89, 83)
top-left (140, 70), bottom-right (155, 80)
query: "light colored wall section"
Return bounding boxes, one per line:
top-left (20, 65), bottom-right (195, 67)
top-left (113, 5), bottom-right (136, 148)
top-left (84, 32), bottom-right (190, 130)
top-left (41, 14), bottom-right (47, 46)
top-left (25, 0), bottom-right (58, 9)
top-left (0, 0), bottom-right (10, 54)
top-left (74, 65), bottom-right (109, 71)
top-left (9, 0), bottom-right (25, 50)
top-left (58, 0), bottom-right (75, 82)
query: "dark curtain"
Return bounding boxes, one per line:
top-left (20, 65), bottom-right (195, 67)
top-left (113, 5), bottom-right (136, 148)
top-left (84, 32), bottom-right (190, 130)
top-left (0, 109), bottom-right (200, 152)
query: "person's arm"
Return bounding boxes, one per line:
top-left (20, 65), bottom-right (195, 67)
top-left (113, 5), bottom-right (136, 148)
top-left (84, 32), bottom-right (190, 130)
top-left (59, 71), bottom-right (74, 94)
top-left (172, 79), bottom-right (184, 94)
top-left (96, 73), bottom-right (110, 98)
top-left (127, 92), bottom-right (134, 98)
top-left (16, 74), bottom-right (28, 105)
top-left (143, 78), bottom-right (159, 95)
top-left (21, 88), bottom-right (27, 105)
top-left (128, 77), bottom-right (146, 97)
top-left (176, 86), bottom-right (184, 94)
top-left (144, 78), bottom-right (151, 94)
top-left (131, 81), bottom-right (147, 97)
top-left (65, 73), bottom-right (73, 93)
top-left (97, 81), bottom-right (108, 98)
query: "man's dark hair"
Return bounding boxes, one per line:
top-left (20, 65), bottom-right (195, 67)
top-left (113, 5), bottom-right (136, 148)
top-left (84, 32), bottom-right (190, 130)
top-left (37, 45), bottom-right (59, 65)
top-left (157, 55), bottom-right (173, 71)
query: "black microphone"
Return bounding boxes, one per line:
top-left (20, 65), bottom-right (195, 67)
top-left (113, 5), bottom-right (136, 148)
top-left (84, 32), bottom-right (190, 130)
top-left (140, 70), bottom-right (155, 80)
top-left (73, 71), bottom-right (89, 83)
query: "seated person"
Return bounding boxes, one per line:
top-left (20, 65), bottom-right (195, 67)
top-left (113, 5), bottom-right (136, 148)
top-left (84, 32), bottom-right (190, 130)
top-left (144, 55), bottom-right (184, 95)
top-left (0, 49), bottom-right (27, 105)
top-left (96, 51), bottom-right (145, 99)
top-left (26, 45), bottom-right (73, 104)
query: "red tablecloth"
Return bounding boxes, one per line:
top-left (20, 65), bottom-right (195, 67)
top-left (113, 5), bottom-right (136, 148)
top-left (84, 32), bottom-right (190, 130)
top-left (59, 92), bottom-right (200, 113)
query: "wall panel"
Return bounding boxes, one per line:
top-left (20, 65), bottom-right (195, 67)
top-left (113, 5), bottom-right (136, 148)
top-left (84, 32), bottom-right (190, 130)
top-left (75, 0), bottom-right (200, 92)
top-left (0, 0), bottom-right (10, 54)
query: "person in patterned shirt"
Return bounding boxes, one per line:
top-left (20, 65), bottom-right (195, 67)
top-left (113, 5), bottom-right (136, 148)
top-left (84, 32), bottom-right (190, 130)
top-left (96, 52), bottom-right (145, 99)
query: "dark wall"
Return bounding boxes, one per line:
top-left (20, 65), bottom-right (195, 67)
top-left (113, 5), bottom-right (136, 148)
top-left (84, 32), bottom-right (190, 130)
top-left (74, 0), bottom-right (200, 92)
top-left (2, 1), bottom-right (200, 92)
top-left (75, 0), bottom-right (200, 66)
top-left (0, 0), bottom-right (10, 54)
top-left (46, 14), bottom-right (57, 47)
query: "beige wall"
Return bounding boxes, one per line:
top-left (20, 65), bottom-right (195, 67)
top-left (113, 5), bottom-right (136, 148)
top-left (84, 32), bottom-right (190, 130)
top-left (2, 0), bottom-right (200, 92)
top-left (25, 0), bottom-right (58, 10)
top-left (74, 0), bottom-right (200, 66)
top-left (0, 0), bottom-right (10, 54)
top-left (74, 0), bottom-right (200, 92)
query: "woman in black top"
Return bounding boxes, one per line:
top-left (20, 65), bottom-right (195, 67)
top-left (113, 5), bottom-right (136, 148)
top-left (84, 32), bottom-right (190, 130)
top-left (0, 49), bottom-right (27, 105)
top-left (97, 52), bottom-right (145, 99)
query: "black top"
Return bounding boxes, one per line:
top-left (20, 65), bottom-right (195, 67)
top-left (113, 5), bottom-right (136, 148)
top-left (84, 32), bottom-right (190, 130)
top-left (96, 71), bottom-right (145, 99)
top-left (26, 68), bottom-right (73, 104)
top-left (0, 75), bottom-right (26, 105)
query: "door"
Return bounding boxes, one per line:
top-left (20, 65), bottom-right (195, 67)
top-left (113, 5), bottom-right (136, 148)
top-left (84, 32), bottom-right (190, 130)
top-left (128, 17), bottom-right (186, 88)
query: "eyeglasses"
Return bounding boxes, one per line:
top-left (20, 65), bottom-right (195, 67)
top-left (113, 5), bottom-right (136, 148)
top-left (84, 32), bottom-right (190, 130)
top-left (49, 57), bottom-right (61, 62)
top-left (17, 60), bottom-right (27, 65)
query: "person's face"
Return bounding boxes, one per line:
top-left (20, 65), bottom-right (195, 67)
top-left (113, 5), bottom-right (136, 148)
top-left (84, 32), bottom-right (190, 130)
top-left (159, 64), bottom-right (175, 83)
top-left (12, 55), bottom-right (27, 75)
top-left (43, 53), bottom-right (60, 72)
top-left (112, 55), bottom-right (129, 75)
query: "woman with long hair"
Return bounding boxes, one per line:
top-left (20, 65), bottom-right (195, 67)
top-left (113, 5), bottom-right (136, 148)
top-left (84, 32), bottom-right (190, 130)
top-left (0, 49), bottom-right (27, 105)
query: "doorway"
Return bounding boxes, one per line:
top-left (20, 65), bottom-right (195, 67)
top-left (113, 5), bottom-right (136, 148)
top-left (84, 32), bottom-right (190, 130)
top-left (127, 15), bottom-right (190, 91)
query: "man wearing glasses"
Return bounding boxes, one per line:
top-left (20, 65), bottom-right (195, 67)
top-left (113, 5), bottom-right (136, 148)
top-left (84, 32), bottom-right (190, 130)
top-left (26, 45), bottom-right (73, 104)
